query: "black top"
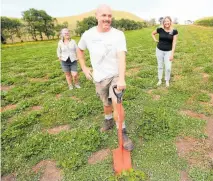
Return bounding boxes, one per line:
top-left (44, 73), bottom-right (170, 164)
top-left (157, 27), bottom-right (178, 51)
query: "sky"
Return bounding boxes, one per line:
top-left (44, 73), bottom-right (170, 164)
top-left (1, 0), bottom-right (213, 24)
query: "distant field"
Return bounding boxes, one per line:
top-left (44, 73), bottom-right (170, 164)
top-left (1, 25), bottom-right (213, 181)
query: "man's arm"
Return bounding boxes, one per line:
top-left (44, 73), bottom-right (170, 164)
top-left (77, 48), bottom-right (93, 80)
top-left (117, 51), bottom-right (126, 91)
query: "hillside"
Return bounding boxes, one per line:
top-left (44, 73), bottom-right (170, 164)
top-left (194, 16), bottom-right (213, 27)
top-left (56, 10), bottom-right (144, 30)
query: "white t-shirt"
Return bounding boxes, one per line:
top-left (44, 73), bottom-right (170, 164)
top-left (57, 39), bottom-right (78, 62)
top-left (78, 27), bottom-right (127, 82)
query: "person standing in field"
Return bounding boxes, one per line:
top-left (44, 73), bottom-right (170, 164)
top-left (152, 16), bottom-right (178, 87)
top-left (77, 4), bottom-right (134, 151)
top-left (57, 28), bottom-right (81, 90)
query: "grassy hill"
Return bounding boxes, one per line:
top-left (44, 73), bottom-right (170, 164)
top-left (56, 10), bottom-right (144, 30)
top-left (194, 16), bottom-right (213, 27)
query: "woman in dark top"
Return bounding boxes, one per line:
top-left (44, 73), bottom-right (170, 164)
top-left (152, 16), bottom-right (178, 87)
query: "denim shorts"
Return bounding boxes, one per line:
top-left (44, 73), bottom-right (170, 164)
top-left (60, 59), bottom-right (78, 72)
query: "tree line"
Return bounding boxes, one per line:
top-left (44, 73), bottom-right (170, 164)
top-left (1, 8), bottom-right (68, 43)
top-left (74, 16), bottom-right (149, 36)
top-left (1, 8), bottom-right (154, 43)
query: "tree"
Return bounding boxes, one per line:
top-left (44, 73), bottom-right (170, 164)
top-left (1, 17), bottom-right (23, 43)
top-left (148, 18), bottom-right (156, 26)
top-left (158, 17), bottom-right (164, 24)
top-left (13, 19), bottom-right (24, 42)
top-left (75, 16), bottom-right (97, 36)
top-left (22, 8), bottom-right (55, 40)
top-left (54, 21), bottom-right (69, 39)
top-left (173, 17), bottom-right (178, 24)
top-left (22, 8), bottom-right (40, 40)
top-left (39, 10), bottom-right (54, 39)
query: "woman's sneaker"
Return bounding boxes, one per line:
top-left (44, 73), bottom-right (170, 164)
top-left (69, 84), bottom-right (73, 90)
top-left (157, 80), bottom-right (162, 86)
top-left (166, 81), bottom-right (170, 87)
top-left (75, 84), bottom-right (81, 89)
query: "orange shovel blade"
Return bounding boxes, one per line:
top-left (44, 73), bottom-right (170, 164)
top-left (113, 148), bottom-right (132, 174)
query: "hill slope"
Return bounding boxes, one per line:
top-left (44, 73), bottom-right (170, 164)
top-left (56, 10), bottom-right (144, 30)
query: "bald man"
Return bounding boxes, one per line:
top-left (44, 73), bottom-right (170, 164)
top-left (77, 4), bottom-right (133, 151)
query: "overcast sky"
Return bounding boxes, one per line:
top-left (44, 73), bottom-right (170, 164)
top-left (1, 0), bottom-right (213, 24)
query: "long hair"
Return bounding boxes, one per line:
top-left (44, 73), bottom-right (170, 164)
top-left (161, 16), bottom-right (173, 29)
top-left (60, 28), bottom-right (70, 41)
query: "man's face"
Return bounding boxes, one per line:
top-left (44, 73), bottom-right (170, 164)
top-left (96, 7), bottom-right (112, 31)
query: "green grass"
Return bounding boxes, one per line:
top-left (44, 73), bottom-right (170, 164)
top-left (1, 25), bottom-right (213, 180)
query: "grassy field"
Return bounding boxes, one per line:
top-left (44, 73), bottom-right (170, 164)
top-left (1, 25), bottom-right (213, 181)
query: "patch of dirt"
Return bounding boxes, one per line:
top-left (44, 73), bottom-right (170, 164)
top-left (173, 75), bottom-right (183, 81)
top-left (29, 77), bottom-right (48, 82)
top-left (88, 148), bottom-right (111, 165)
top-left (176, 136), bottom-right (212, 166)
top-left (176, 137), bottom-right (199, 157)
top-left (193, 67), bottom-right (203, 72)
top-left (153, 95), bottom-right (160, 100)
top-left (1, 174), bottom-right (16, 181)
top-left (202, 73), bottom-right (209, 81)
top-left (180, 110), bottom-right (211, 121)
top-left (56, 94), bottom-right (61, 99)
top-left (31, 106), bottom-right (42, 111)
top-left (146, 89), bottom-right (160, 100)
top-left (0, 104), bottom-right (17, 113)
top-left (126, 67), bottom-right (141, 76)
top-left (209, 152), bottom-right (213, 160)
top-left (209, 93), bottom-right (213, 105)
top-left (46, 125), bottom-right (70, 135)
top-left (147, 89), bottom-right (153, 94)
top-left (177, 110), bottom-right (213, 177)
top-left (180, 171), bottom-right (191, 181)
top-left (158, 87), bottom-right (169, 93)
top-left (181, 110), bottom-right (213, 143)
top-left (186, 95), bottom-right (195, 105)
top-left (0, 85), bottom-right (14, 91)
top-left (32, 160), bottom-right (62, 181)
top-left (71, 96), bottom-right (81, 102)
top-left (206, 117), bottom-right (213, 145)
top-left (18, 73), bottom-right (26, 76)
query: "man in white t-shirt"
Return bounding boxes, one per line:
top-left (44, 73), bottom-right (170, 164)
top-left (77, 4), bottom-right (133, 151)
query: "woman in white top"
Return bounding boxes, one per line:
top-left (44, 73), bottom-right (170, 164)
top-left (57, 28), bottom-right (81, 90)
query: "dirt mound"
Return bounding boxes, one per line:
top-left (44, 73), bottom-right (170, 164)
top-left (88, 149), bottom-right (111, 165)
top-left (1, 174), bottom-right (16, 181)
top-left (147, 89), bottom-right (160, 100)
top-left (46, 125), bottom-right (70, 135)
top-left (0, 104), bottom-right (17, 113)
top-left (32, 106), bottom-right (42, 111)
top-left (32, 160), bottom-right (62, 181)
